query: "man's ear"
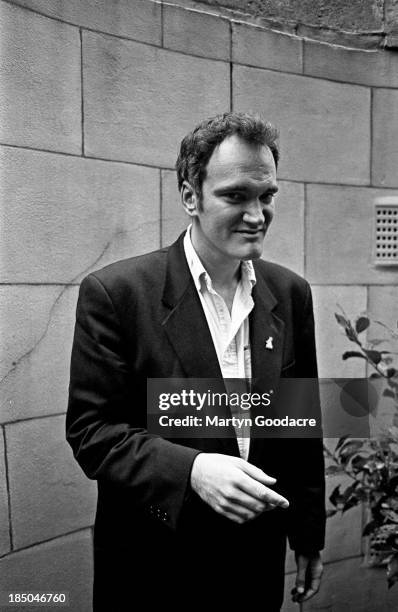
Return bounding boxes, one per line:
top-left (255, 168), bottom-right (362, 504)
top-left (181, 181), bottom-right (199, 217)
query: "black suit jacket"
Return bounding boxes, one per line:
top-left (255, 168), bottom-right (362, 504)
top-left (66, 233), bottom-right (325, 609)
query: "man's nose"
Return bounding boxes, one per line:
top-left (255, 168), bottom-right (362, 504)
top-left (242, 199), bottom-right (268, 225)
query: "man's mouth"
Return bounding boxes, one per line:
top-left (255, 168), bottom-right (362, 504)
top-left (235, 228), bottom-right (265, 235)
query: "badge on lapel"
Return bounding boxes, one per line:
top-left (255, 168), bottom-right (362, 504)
top-left (265, 336), bottom-right (273, 350)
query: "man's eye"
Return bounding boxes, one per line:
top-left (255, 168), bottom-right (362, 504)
top-left (260, 194), bottom-right (275, 205)
top-left (224, 193), bottom-right (244, 202)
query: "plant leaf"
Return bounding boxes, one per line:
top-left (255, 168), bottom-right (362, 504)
top-left (342, 496), bottom-right (359, 513)
top-left (350, 455), bottom-right (369, 471)
top-left (335, 313), bottom-right (348, 327)
top-left (364, 349), bottom-right (382, 364)
top-left (329, 485), bottom-right (342, 507)
top-left (335, 435), bottom-right (350, 452)
top-left (342, 351), bottom-right (366, 361)
top-left (356, 316), bottom-right (370, 333)
top-left (363, 520), bottom-right (378, 536)
top-left (345, 324), bottom-right (358, 342)
top-left (326, 508), bottom-right (337, 518)
top-left (338, 441), bottom-right (365, 462)
top-left (384, 389), bottom-right (396, 399)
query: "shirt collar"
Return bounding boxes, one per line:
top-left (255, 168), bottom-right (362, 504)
top-left (183, 225), bottom-right (256, 294)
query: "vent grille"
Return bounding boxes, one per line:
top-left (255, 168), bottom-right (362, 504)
top-left (374, 198), bottom-right (398, 266)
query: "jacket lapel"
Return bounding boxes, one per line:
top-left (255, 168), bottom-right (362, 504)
top-left (161, 234), bottom-right (222, 379)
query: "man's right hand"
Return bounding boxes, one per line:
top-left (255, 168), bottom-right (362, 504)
top-left (190, 453), bottom-right (289, 524)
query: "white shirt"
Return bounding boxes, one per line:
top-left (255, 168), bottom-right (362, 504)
top-left (183, 226), bottom-right (256, 460)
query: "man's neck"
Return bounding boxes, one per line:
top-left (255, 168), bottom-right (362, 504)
top-left (190, 231), bottom-right (241, 291)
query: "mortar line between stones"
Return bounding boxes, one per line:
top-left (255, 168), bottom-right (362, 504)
top-left (0, 282), bottom-right (78, 286)
top-left (229, 63), bottom-right (233, 112)
top-left (303, 182), bottom-right (307, 277)
top-left (2, 426), bottom-right (14, 551)
top-left (1, 413), bottom-right (69, 428)
top-left (365, 284), bottom-right (370, 379)
top-left (160, 0), bottom-right (164, 47)
top-left (159, 170), bottom-right (163, 248)
top-left (370, 87), bottom-right (374, 186)
top-left (383, 0), bottom-right (387, 32)
top-left (0, 525), bottom-right (94, 560)
top-left (79, 28), bottom-right (85, 157)
top-left (229, 21), bottom-right (233, 111)
top-left (2, 142), bottom-right (398, 191)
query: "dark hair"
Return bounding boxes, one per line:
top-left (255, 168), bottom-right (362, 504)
top-left (176, 112), bottom-right (279, 198)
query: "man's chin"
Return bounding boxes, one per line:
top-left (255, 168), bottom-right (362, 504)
top-left (238, 246), bottom-right (264, 261)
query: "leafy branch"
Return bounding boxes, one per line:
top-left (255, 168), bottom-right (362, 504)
top-left (327, 309), bottom-right (398, 587)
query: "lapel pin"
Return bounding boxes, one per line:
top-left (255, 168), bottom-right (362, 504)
top-left (265, 336), bottom-right (273, 350)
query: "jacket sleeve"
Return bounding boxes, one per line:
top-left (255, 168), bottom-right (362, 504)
top-left (66, 273), bottom-right (201, 531)
top-left (285, 282), bottom-right (326, 554)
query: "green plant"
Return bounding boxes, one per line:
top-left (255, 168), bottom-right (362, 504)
top-left (326, 309), bottom-right (398, 587)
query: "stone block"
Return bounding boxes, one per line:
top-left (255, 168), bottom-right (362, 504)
top-left (163, 5), bottom-right (230, 60)
top-left (304, 40), bottom-right (398, 88)
top-left (0, 429), bottom-right (11, 555)
top-left (372, 89), bottom-right (398, 188)
top-left (233, 66), bottom-right (370, 185)
top-left (83, 32), bottom-right (230, 167)
top-left (311, 286), bottom-right (367, 378)
top-left (5, 416), bottom-right (96, 548)
top-left (0, 2), bottom-right (81, 153)
top-left (232, 22), bottom-right (302, 74)
top-left (299, 557), bottom-right (398, 611)
top-left (161, 170), bottom-right (189, 247)
top-left (0, 530), bottom-right (93, 612)
top-left (0, 286), bottom-right (79, 423)
top-left (0, 146), bottom-right (160, 283)
top-left (306, 184), bottom-right (398, 284)
top-left (10, 0), bottom-right (161, 45)
top-left (262, 181), bottom-right (304, 275)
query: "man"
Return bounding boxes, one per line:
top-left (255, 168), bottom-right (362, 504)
top-left (67, 112), bottom-right (325, 610)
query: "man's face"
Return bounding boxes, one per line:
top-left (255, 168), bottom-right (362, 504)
top-left (188, 134), bottom-right (278, 265)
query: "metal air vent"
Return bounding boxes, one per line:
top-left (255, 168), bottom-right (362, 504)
top-left (374, 197), bottom-right (398, 266)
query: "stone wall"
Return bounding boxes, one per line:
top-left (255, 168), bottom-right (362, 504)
top-left (0, 1), bottom-right (398, 610)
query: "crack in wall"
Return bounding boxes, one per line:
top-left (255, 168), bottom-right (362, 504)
top-left (0, 231), bottom-right (128, 387)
